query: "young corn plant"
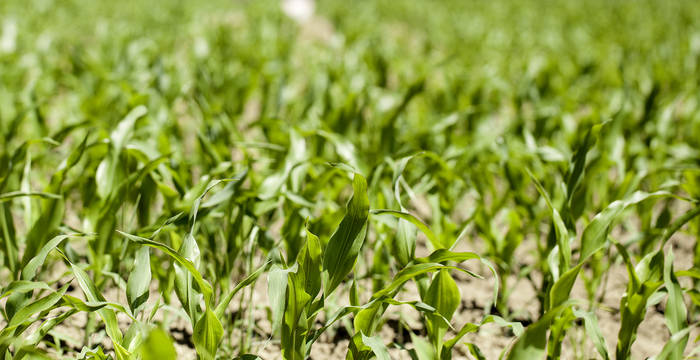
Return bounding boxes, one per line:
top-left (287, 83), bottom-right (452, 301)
top-left (117, 180), bottom-right (268, 360)
top-left (267, 173), bottom-right (369, 359)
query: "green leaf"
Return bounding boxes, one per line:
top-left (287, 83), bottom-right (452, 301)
top-left (215, 262), bottom-right (269, 320)
top-left (662, 250), bottom-right (687, 360)
top-left (580, 191), bottom-right (669, 262)
top-left (615, 247), bottom-right (664, 359)
top-left (127, 246), bottom-right (151, 315)
top-left (193, 309), bottom-right (223, 360)
top-left (675, 268), bottom-right (700, 280)
top-left (322, 173), bottom-right (369, 295)
top-left (22, 234), bottom-right (75, 281)
top-left (71, 264), bottom-right (124, 347)
top-left (660, 205), bottom-right (700, 245)
top-left (282, 267), bottom-right (312, 360)
top-left (527, 169), bottom-right (570, 273)
top-left (415, 249), bottom-right (481, 264)
top-left (441, 314), bottom-right (522, 359)
top-left (394, 217), bottom-right (416, 267)
top-left (7, 283), bottom-right (69, 328)
top-left (466, 344), bottom-right (487, 360)
top-left (650, 325), bottom-right (697, 360)
top-left (117, 231), bottom-right (213, 305)
top-left (139, 328), bottom-right (176, 360)
top-left (409, 332), bottom-right (435, 360)
top-left (506, 302), bottom-right (575, 360)
top-left (299, 227), bottom-right (322, 300)
top-left (0, 202), bottom-right (18, 276)
top-left (60, 294), bottom-right (128, 313)
top-left (371, 209), bottom-right (439, 250)
top-left (0, 191), bottom-right (61, 202)
top-left (354, 261), bottom-right (478, 338)
top-left (416, 249), bottom-right (498, 304)
top-left (565, 123), bottom-right (604, 206)
top-left (20, 309), bottom-right (78, 350)
top-left (22, 136), bottom-right (88, 270)
top-left (21, 196), bottom-right (65, 268)
top-left (573, 308), bottom-right (610, 360)
top-left (96, 106), bottom-right (147, 199)
top-left (373, 263), bottom-right (475, 300)
top-left (548, 263), bottom-right (583, 310)
top-left (77, 346), bottom-right (111, 360)
top-left (349, 279), bottom-right (360, 306)
top-left (175, 232), bottom-right (202, 320)
top-left (423, 270), bottom-right (460, 353)
top-left (268, 264), bottom-right (295, 336)
top-left (361, 333), bottom-right (391, 360)
top-left (0, 281), bottom-right (52, 300)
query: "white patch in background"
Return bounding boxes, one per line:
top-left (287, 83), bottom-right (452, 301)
top-left (377, 94), bottom-right (397, 112)
top-left (37, 32), bottom-right (53, 52)
top-left (691, 33), bottom-right (700, 55)
top-left (193, 36), bottom-right (210, 58)
top-left (0, 18), bottom-right (18, 54)
top-left (282, 0), bottom-right (315, 23)
top-left (95, 20), bottom-right (109, 38)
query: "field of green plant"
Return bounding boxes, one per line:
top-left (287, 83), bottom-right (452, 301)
top-left (1, 0), bottom-right (700, 359)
